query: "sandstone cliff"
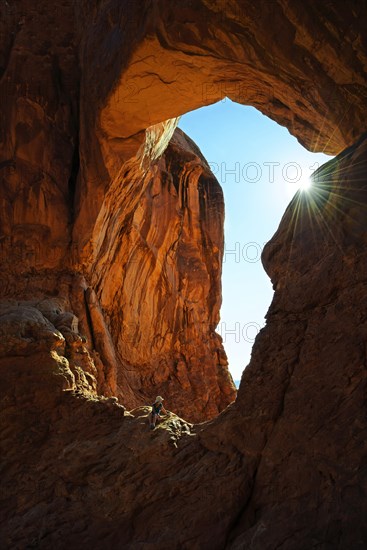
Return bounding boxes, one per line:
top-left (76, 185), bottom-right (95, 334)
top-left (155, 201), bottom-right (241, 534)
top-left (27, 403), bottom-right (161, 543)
top-left (1, 0), bottom-right (367, 548)
top-left (87, 128), bottom-right (235, 420)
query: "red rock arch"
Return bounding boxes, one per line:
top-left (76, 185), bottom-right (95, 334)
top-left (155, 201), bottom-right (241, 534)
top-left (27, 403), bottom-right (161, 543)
top-left (1, 2), bottom-right (367, 545)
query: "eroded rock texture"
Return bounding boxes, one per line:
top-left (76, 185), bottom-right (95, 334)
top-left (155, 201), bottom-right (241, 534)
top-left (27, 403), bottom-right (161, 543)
top-left (89, 129), bottom-right (235, 419)
top-left (1, 0), bottom-right (367, 548)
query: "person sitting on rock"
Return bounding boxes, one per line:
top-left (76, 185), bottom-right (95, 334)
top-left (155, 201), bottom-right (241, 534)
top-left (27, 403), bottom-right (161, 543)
top-left (149, 396), bottom-right (167, 429)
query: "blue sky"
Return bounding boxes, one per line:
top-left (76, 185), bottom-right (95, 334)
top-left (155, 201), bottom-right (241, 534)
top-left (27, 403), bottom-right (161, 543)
top-left (178, 99), bottom-right (332, 381)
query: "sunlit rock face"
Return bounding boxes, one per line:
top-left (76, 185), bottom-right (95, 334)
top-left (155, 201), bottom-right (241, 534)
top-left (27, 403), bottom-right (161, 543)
top-left (87, 129), bottom-right (236, 420)
top-left (93, 0), bottom-right (367, 151)
top-left (1, 0), bottom-right (367, 547)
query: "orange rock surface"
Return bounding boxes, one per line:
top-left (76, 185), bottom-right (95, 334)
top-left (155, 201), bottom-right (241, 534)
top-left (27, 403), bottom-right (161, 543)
top-left (1, 0), bottom-right (367, 547)
top-left (87, 129), bottom-right (236, 420)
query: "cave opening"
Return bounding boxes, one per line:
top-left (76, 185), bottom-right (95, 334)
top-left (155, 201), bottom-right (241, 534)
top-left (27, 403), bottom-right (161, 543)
top-left (178, 99), bottom-right (332, 385)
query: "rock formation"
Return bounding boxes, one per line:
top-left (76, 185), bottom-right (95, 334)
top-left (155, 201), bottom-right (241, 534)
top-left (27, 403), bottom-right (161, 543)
top-left (1, 0), bottom-right (367, 548)
top-left (0, 0), bottom-right (237, 421)
top-left (87, 129), bottom-right (235, 419)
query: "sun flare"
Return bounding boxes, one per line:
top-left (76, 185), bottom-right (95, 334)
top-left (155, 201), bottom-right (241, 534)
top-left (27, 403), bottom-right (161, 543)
top-left (298, 177), bottom-right (312, 191)
top-left (286, 176), bottom-right (312, 197)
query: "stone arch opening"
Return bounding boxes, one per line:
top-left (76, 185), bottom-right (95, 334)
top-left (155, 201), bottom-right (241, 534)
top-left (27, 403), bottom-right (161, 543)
top-left (75, 0), bottom-right (366, 252)
top-left (70, 1), bottom-right (366, 422)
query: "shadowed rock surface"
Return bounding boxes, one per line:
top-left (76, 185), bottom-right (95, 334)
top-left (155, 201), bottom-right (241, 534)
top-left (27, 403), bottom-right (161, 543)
top-left (1, 0), bottom-right (367, 548)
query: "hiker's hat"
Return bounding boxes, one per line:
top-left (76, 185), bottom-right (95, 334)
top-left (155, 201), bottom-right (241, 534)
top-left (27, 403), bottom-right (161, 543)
top-left (155, 395), bottom-right (164, 403)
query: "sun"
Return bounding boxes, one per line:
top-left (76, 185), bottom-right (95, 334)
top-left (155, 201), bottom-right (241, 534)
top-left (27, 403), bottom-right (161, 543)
top-left (285, 175), bottom-right (312, 197)
top-left (298, 176), bottom-right (312, 191)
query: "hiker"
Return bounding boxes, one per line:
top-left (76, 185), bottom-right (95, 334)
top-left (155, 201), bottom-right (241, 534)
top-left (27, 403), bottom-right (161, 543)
top-left (149, 395), bottom-right (168, 429)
